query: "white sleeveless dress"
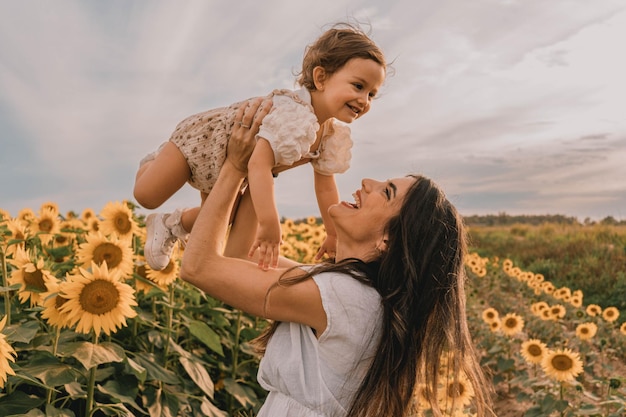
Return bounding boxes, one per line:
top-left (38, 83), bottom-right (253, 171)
top-left (256, 271), bottom-right (383, 417)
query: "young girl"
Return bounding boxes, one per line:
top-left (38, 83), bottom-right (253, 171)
top-left (134, 23), bottom-right (387, 271)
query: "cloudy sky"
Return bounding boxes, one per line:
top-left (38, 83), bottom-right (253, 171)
top-left (1, 0), bottom-right (625, 222)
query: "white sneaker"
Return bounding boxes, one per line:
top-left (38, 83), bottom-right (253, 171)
top-left (144, 213), bottom-right (177, 270)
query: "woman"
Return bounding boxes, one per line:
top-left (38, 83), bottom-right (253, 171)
top-left (180, 100), bottom-right (494, 416)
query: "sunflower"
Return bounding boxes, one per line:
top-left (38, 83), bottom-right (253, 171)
top-left (0, 316), bottom-right (17, 389)
top-left (481, 308), bottom-right (499, 324)
top-left (549, 304), bottom-right (566, 320)
top-left (40, 279), bottom-right (71, 329)
top-left (541, 348), bottom-right (583, 382)
top-left (32, 207), bottom-right (62, 246)
top-left (439, 375), bottom-right (475, 409)
top-left (602, 307), bottom-right (620, 323)
top-left (553, 287), bottom-right (572, 301)
top-left (489, 319), bottom-right (501, 333)
top-left (17, 208), bottom-right (36, 224)
top-left (81, 208), bottom-right (97, 222)
top-left (2, 218), bottom-right (28, 257)
top-left (85, 218), bottom-right (101, 234)
top-left (145, 256), bottom-right (179, 288)
top-left (586, 304), bottom-right (602, 317)
top-left (0, 209), bottom-right (10, 222)
top-left (521, 339), bottom-right (548, 365)
top-left (59, 262), bottom-right (137, 337)
top-left (40, 201), bottom-right (59, 215)
top-left (306, 216), bottom-right (318, 226)
top-left (99, 201), bottom-right (139, 242)
top-left (76, 232), bottom-right (134, 279)
top-left (620, 322), bottom-right (626, 336)
top-left (500, 313), bottom-right (524, 336)
top-left (502, 259), bottom-right (513, 271)
top-left (541, 281), bottom-right (555, 295)
top-left (575, 323), bottom-right (597, 341)
top-left (7, 247), bottom-right (57, 306)
top-left (569, 294), bottom-right (583, 308)
top-left (531, 301), bottom-right (549, 316)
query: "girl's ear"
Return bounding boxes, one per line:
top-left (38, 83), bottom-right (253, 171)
top-left (312, 66), bottom-right (327, 91)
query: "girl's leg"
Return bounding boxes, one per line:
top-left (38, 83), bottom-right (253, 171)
top-left (133, 142), bottom-right (191, 209)
top-left (224, 188), bottom-right (258, 260)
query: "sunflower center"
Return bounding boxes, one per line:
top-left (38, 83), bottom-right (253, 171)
top-left (93, 242), bottom-right (123, 269)
top-left (114, 214), bottom-right (132, 234)
top-left (79, 279), bottom-right (120, 315)
top-left (447, 382), bottom-right (465, 398)
top-left (551, 354), bottom-right (574, 371)
top-left (504, 318), bottom-right (517, 328)
top-left (39, 219), bottom-right (54, 233)
top-left (580, 328), bottom-right (589, 334)
top-left (486, 312), bottom-right (495, 319)
top-left (24, 268), bottom-right (46, 292)
top-left (528, 345), bottom-right (543, 357)
top-left (55, 295), bottom-right (69, 309)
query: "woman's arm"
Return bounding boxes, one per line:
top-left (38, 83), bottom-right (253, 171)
top-left (313, 170), bottom-right (339, 260)
top-left (180, 100), bottom-right (326, 333)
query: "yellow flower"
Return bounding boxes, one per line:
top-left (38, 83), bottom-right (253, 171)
top-left (145, 256), bottom-right (180, 288)
top-left (33, 207), bottom-right (62, 245)
top-left (489, 319), bottom-right (501, 333)
top-left (40, 201), bottom-right (59, 216)
top-left (76, 232), bottom-right (134, 279)
top-left (531, 301), bottom-right (549, 316)
top-left (0, 316), bottom-right (17, 389)
top-left (438, 375), bottom-right (475, 410)
top-left (602, 307), bottom-right (619, 323)
top-left (2, 218), bottom-right (28, 257)
top-left (575, 323), bottom-right (597, 341)
top-left (501, 313), bottom-right (524, 337)
top-left (541, 281), bottom-right (555, 295)
top-left (59, 262), bottom-right (137, 337)
top-left (521, 339), bottom-right (548, 365)
top-left (540, 308), bottom-right (553, 321)
top-left (481, 308), bottom-right (499, 324)
top-left (99, 201), bottom-right (139, 242)
top-left (541, 348), bottom-right (583, 382)
top-left (40, 279), bottom-right (72, 329)
top-left (570, 295), bottom-right (583, 308)
top-left (17, 208), bottom-right (36, 224)
top-left (7, 247), bottom-right (57, 306)
top-left (81, 208), bottom-right (97, 222)
top-left (620, 322), bottom-right (626, 336)
top-left (306, 216), bottom-right (318, 226)
top-left (553, 287), bottom-right (572, 301)
top-left (586, 304), bottom-right (602, 317)
top-left (0, 209), bottom-right (10, 223)
top-left (549, 304), bottom-right (566, 320)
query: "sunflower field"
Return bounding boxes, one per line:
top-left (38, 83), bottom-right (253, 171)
top-left (0, 202), bottom-right (625, 417)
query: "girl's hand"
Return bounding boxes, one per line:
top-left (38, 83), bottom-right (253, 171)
top-left (248, 221), bottom-right (282, 270)
top-left (315, 234), bottom-right (337, 261)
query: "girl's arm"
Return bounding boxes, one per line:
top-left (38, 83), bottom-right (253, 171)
top-left (313, 170), bottom-right (339, 260)
top-left (180, 102), bottom-right (326, 333)
top-left (247, 138), bottom-right (282, 270)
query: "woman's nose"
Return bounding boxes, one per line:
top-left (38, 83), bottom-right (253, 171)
top-left (362, 178), bottom-right (375, 191)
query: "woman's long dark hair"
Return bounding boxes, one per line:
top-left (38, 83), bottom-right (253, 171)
top-left (255, 175), bottom-right (494, 416)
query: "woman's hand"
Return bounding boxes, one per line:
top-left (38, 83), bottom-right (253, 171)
top-left (227, 98), bottom-right (273, 172)
top-left (315, 234), bottom-right (337, 261)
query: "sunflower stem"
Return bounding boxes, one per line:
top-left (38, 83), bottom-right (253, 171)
top-left (1, 247), bottom-right (10, 324)
top-left (163, 284), bottom-right (175, 366)
top-left (86, 334), bottom-right (99, 416)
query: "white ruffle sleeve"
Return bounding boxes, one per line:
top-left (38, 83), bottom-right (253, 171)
top-left (257, 92), bottom-right (320, 167)
top-left (311, 121), bottom-right (353, 175)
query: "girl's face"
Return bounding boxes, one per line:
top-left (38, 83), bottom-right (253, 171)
top-left (312, 58), bottom-right (385, 123)
top-left (329, 177), bottom-right (415, 245)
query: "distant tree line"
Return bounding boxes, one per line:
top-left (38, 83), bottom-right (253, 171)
top-left (462, 212), bottom-right (626, 226)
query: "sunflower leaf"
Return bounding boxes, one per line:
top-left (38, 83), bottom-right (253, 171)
top-left (179, 356), bottom-right (215, 399)
top-left (187, 320), bottom-right (224, 357)
top-left (60, 341), bottom-right (126, 369)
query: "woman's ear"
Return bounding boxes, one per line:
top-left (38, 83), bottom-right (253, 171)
top-left (312, 66), bottom-right (327, 91)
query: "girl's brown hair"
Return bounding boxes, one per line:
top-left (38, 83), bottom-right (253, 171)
top-left (297, 23), bottom-right (387, 91)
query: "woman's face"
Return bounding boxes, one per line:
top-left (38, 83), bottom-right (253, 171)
top-left (329, 177), bottom-right (416, 243)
